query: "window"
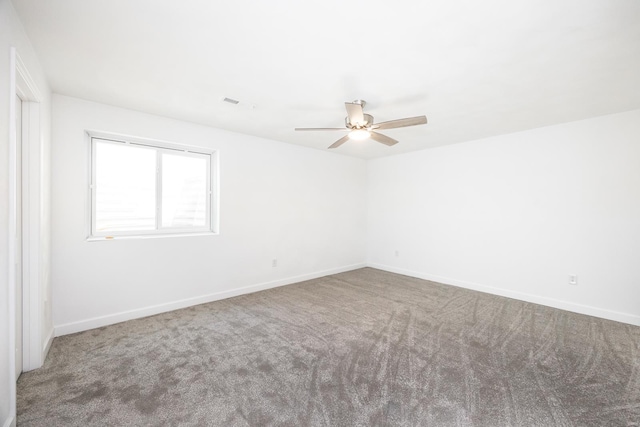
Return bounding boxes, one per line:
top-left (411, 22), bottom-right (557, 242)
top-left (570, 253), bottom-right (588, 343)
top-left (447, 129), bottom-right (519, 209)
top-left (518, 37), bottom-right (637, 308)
top-left (89, 133), bottom-right (217, 238)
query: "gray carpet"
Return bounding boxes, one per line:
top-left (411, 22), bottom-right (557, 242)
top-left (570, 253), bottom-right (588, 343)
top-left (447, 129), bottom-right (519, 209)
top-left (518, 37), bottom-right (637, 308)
top-left (17, 268), bottom-right (640, 426)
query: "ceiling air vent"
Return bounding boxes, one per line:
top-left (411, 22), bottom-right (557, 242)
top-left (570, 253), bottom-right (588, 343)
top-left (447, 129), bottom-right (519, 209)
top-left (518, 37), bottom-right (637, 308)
top-left (223, 97), bottom-right (239, 105)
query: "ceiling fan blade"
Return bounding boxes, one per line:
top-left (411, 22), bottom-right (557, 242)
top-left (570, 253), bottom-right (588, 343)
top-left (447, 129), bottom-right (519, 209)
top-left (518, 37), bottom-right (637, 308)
top-left (374, 115), bottom-right (427, 130)
top-left (345, 102), bottom-right (365, 126)
top-left (328, 135), bottom-right (350, 149)
top-left (294, 127), bottom-right (348, 131)
top-left (370, 131), bottom-right (399, 146)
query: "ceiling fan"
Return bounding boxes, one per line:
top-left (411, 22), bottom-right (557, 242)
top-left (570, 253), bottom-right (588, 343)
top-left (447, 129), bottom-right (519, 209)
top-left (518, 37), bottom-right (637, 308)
top-left (295, 100), bottom-right (427, 149)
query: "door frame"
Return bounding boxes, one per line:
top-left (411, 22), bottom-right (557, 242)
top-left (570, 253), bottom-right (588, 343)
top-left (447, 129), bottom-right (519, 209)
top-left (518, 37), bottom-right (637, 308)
top-left (8, 46), bottom-right (43, 417)
top-left (15, 49), bottom-right (44, 372)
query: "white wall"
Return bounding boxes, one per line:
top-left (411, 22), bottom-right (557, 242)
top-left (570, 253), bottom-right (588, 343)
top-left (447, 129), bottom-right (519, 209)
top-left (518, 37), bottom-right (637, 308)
top-left (48, 98), bottom-right (640, 335)
top-left (367, 109), bottom-right (640, 325)
top-left (51, 95), bottom-right (367, 335)
top-left (0, 0), bottom-right (52, 425)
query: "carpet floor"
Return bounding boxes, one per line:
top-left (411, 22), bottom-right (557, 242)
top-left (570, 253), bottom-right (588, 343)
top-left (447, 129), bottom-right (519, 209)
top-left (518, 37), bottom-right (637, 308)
top-left (17, 268), bottom-right (640, 426)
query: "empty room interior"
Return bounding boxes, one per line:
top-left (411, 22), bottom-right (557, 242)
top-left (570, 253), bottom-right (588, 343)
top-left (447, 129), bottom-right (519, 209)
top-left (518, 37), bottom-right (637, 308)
top-left (1, 0), bottom-right (640, 425)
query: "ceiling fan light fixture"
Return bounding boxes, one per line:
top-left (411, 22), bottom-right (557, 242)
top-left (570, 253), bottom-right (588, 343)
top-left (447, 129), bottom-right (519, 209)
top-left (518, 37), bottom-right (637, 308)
top-left (294, 100), bottom-right (427, 149)
top-left (349, 129), bottom-right (371, 140)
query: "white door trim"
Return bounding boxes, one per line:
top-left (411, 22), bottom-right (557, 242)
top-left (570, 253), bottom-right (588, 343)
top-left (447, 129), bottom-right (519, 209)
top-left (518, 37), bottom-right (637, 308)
top-left (15, 52), bottom-right (43, 372)
top-left (8, 47), bottom-right (44, 424)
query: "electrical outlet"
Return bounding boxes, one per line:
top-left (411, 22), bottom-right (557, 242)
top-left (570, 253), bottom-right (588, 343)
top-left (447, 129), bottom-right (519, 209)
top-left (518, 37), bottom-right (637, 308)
top-left (569, 275), bottom-right (578, 285)
top-left (272, 259), bottom-right (277, 268)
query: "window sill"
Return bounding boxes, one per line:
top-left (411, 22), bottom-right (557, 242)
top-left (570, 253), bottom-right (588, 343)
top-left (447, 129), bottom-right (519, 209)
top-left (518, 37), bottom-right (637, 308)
top-left (86, 231), bottom-right (218, 242)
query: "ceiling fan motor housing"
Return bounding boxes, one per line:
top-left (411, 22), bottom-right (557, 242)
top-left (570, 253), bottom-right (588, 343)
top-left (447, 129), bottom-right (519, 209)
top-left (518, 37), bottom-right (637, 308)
top-left (346, 113), bottom-right (373, 129)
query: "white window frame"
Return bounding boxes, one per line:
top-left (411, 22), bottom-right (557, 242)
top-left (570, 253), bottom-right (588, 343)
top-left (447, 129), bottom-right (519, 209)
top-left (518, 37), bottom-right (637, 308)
top-left (87, 131), bottom-right (218, 239)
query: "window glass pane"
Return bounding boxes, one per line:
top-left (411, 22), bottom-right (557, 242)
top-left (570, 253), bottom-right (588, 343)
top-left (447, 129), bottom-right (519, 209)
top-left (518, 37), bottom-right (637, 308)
top-left (161, 153), bottom-right (208, 228)
top-left (95, 141), bottom-right (156, 232)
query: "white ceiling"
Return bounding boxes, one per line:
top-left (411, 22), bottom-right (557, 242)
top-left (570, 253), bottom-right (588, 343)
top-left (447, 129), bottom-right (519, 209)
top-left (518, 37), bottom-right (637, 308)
top-left (12, 0), bottom-right (640, 158)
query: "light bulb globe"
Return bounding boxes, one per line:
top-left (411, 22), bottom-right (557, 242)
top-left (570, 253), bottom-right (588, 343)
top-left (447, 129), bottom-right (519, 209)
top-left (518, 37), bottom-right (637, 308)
top-left (349, 129), bottom-right (371, 140)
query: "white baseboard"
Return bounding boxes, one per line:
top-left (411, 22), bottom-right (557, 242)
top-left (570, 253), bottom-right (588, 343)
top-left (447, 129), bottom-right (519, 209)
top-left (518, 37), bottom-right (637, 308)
top-left (42, 327), bottom-right (54, 361)
top-left (3, 415), bottom-right (16, 427)
top-left (54, 263), bottom-right (367, 336)
top-left (368, 263), bottom-right (640, 326)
